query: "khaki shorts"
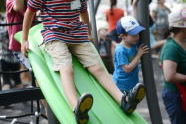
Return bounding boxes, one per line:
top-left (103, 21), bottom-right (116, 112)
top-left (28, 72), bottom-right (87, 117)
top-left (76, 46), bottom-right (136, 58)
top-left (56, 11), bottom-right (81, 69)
top-left (44, 40), bottom-right (100, 71)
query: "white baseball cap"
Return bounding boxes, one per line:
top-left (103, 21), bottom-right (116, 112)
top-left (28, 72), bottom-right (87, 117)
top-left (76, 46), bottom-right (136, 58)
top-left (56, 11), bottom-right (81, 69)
top-left (116, 16), bottom-right (145, 35)
top-left (169, 7), bottom-right (186, 28)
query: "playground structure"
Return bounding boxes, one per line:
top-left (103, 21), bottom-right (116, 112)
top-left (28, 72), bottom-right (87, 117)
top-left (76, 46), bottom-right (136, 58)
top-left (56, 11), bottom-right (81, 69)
top-left (0, 0), bottom-right (165, 124)
top-left (0, 70), bottom-right (46, 124)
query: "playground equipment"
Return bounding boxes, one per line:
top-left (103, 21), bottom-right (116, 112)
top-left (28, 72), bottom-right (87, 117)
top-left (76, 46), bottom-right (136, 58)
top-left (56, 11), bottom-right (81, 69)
top-left (14, 22), bottom-right (148, 124)
top-left (0, 0), bottom-right (165, 124)
top-left (90, 1), bottom-right (163, 123)
top-left (0, 70), bottom-right (46, 124)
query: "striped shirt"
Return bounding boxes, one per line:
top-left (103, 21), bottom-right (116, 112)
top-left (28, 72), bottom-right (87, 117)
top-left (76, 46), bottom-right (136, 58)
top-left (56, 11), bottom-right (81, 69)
top-left (28, 0), bottom-right (89, 43)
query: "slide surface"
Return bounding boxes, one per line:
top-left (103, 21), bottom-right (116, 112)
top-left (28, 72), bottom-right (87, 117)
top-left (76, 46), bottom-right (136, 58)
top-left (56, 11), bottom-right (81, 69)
top-left (15, 24), bottom-right (148, 124)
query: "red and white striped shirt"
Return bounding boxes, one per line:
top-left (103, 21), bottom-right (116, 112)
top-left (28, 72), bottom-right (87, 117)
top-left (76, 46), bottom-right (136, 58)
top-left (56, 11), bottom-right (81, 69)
top-left (28, 0), bottom-right (89, 43)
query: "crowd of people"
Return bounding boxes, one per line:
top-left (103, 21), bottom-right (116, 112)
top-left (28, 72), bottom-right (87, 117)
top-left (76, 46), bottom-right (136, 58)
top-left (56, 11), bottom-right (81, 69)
top-left (0, 0), bottom-right (186, 124)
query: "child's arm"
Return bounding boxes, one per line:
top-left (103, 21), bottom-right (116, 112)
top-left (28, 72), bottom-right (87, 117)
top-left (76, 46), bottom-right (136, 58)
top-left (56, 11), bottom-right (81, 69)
top-left (122, 44), bottom-right (149, 73)
top-left (13, 0), bottom-right (25, 12)
top-left (21, 9), bottom-right (36, 56)
top-left (151, 39), bottom-right (166, 51)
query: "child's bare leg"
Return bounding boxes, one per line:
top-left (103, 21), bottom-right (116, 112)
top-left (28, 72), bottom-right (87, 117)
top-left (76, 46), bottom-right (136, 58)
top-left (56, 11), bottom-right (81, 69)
top-left (20, 64), bottom-right (32, 83)
top-left (59, 65), bottom-right (93, 124)
top-left (59, 65), bottom-right (78, 109)
top-left (87, 63), bottom-right (123, 104)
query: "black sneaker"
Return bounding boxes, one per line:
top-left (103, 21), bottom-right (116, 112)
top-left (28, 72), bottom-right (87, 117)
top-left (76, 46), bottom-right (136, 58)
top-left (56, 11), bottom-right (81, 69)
top-left (74, 93), bottom-right (93, 124)
top-left (121, 83), bottom-right (145, 114)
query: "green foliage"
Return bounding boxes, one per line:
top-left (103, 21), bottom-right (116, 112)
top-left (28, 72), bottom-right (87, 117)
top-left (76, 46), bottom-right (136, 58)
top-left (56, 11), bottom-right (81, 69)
top-left (0, 0), bottom-right (6, 12)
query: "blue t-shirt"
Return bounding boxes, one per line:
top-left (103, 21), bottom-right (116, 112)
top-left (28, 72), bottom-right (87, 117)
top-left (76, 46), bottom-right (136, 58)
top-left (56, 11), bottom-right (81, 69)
top-left (113, 44), bottom-right (139, 92)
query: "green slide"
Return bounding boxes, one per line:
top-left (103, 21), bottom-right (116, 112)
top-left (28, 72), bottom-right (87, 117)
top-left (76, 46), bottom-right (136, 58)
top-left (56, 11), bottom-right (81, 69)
top-left (15, 24), bottom-right (148, 124)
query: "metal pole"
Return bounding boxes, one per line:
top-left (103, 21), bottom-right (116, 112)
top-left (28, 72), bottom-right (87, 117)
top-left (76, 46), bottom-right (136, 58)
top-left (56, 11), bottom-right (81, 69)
top-left (136, 0), bottom-right (163, 124)
top-left (88, 0), bottom-right (99, 48)
top-left (94, 0), bottom-right (101, 14)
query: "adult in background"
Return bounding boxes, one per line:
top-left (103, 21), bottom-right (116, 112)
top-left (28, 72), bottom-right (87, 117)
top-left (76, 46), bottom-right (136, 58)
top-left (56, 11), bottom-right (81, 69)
top-left (160, 7), bottom-right (186, 124)
top-left (105, 0), bottom-right (124, 43)
top-left (151, 0), bottom-right (171, 41)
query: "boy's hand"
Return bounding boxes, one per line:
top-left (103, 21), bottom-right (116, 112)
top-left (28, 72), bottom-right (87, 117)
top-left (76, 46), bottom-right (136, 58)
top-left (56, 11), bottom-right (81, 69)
top-left (137, 44), bottom-right (150, 57)
top-left (21, 41), bottom-right (29, 57)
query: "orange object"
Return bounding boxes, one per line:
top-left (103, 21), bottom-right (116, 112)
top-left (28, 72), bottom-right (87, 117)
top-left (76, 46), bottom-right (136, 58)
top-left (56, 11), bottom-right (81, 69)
top-left (105, 8), bottom-right (124, 32)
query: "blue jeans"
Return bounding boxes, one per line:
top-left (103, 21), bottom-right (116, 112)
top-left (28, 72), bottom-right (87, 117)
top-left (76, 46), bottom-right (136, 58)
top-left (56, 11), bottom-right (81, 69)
top-left (162, 88), bottom-right (186, 124)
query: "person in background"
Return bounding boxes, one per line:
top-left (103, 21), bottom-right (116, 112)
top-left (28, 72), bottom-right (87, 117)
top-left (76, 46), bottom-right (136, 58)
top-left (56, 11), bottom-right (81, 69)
top-left (105, 0), bottom-right (124, 43)
top-left (6, 0), bottom-right (32, 87)
top-left (160, 7), bottom-right (186, 124)
top-left (131, 0), bottom-right (158, 49)
top-left (151, 0), bottom-right (171, 41)
top-left (97, 20), bottom-right (114, 73)
top-left (0, 12), bottom-right (21, 90)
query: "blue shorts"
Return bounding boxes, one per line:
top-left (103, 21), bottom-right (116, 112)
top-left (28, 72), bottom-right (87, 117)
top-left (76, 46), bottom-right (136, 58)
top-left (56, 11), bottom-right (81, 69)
top-left (162, 88), bottom-right (186, 124)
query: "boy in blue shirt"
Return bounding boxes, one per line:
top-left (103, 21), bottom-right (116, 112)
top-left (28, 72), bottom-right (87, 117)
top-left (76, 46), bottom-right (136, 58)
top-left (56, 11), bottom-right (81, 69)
top-left (113, 16), bottom-right (149, 113)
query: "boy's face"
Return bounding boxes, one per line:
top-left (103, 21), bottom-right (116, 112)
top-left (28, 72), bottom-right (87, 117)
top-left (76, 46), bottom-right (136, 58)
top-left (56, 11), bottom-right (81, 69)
top-left (121, 34), bottom-right (140, 45)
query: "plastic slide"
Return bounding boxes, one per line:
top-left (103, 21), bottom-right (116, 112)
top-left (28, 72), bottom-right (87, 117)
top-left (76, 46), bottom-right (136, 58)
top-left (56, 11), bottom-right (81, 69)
top-left (14, 24), bottom-right (148, 124)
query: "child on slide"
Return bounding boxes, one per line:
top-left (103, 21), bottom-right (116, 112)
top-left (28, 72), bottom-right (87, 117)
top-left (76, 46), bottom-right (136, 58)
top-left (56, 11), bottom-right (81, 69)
top-left (113, 16), bottom-right (149, 113)
top-left (22, 0), bottom-right (144, 123)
